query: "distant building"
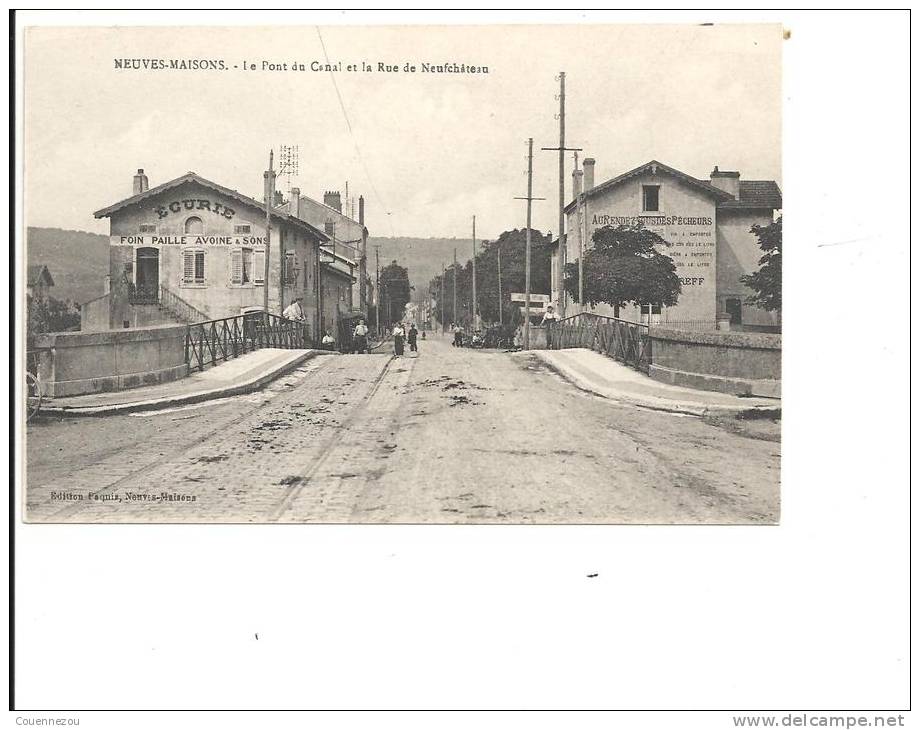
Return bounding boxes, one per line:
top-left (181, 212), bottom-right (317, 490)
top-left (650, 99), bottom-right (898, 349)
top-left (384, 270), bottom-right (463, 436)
top-left (278, 188), bottom-right (370, 338)
top-left (27, 264), bottom-right (55, 299)
top-left (557, 159), bottom-right (782, 329)
top-left (87, 168), bottom-right (329, 333)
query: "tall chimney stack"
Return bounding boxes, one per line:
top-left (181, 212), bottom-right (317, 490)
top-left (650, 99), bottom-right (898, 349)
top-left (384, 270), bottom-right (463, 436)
top-left (572, 168), bottom-right (583, 200)
top-left (263, 169), bottom-right (276, 206)
top-left (583, 158), bottom-right (595, 191)
top-left (324, 190), bottom-right (342, 212)
top-left (133, 168), bottom-right (149, 195)
top-left (709, 165), bottom-right (740, 199)
top-left (358, 195), bottom-right (365, 226)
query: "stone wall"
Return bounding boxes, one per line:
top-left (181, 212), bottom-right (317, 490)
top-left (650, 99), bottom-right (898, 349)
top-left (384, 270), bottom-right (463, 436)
top-left (31, 324), bottom-right (188, 397)
top-left (648, 327), bottom-right (781, 397)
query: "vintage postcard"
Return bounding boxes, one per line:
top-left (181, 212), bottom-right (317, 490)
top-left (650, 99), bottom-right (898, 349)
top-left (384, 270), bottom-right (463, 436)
top-left (21, 22), bottom-right (782, 524)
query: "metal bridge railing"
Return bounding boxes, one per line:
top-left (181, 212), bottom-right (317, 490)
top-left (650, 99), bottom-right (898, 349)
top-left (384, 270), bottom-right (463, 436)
top-left (185, 312), bottom-right (311, 373)
top-left (547, 312), bottom-right (651, 373)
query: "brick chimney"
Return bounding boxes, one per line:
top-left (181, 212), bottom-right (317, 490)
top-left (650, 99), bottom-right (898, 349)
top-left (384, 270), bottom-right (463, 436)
top-left (263, 168), bottom-right (276, 207)
top-left (583, 158), bottom-right (595, 191)
top-left (358, 195), bottom-right (365, 226)
top-left (133, 168), bottom-right (149, 195)
top-left (290, 187), bottom-right (301, 218)
top-left (572, 168), bottom-right (583, 200)
top-left (709, 165), bottom-right (740, 199)
top-left (324, 190), bottom-right (342, 212)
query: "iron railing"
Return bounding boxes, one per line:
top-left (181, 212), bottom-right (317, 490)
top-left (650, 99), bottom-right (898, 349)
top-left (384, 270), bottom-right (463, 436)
top-left (159, 285), bottom-right (209, 323)
top-left (548, 312), bottom-right (651, 373)
top-left (185, 312), bottom-right (311, 373)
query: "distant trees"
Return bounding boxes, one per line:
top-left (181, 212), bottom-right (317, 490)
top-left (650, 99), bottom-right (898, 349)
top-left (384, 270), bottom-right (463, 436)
top-left (740, 216), bottom-right (782, 313)
top-left (379, 260), bottom-right (412, 327)
top-left (563, 223), bottom-right (681, 318)
top-left (428, 228), bottom-right (553, 327)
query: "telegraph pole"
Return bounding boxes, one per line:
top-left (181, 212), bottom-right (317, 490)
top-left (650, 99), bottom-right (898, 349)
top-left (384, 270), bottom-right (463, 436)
top-left (439, 263), bottom-right (445, 331)
top-left (263, 149), bottom-right (274, 314)
top-left (452, 248), bottom-right (458, 326)
top-left (573, 151), bottom-right (585, 312)
top-left (374, 244), bottom-right (381, 334)
top-left (514, 138), bottom-right (546, 350)
top-left (541, 72), bottom-right (581, 319)
top-left (497, 244), bottom-right (503, 327)
top-left (471, 215), bottom-right (478, 329)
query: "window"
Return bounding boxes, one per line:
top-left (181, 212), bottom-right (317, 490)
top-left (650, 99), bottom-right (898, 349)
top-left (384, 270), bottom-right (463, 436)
top-left (234, 224), bottom-right (251, 234)
top-left (253, 249), bottom-right (265, 284)
top-left (230, 248), bottom-right (254, 284)
top-left (182, 250), bottom-right (206, 284)
top-left (139, 224), bottom-right (157, 233)
top-left (283, 250), bottom-right (297, 283)
top-left (185, 216), bottom-right (204, 234)
top-left (642, 185), bottom-right (660, 212)
top-left (324, 221), bottom-right (334, 236)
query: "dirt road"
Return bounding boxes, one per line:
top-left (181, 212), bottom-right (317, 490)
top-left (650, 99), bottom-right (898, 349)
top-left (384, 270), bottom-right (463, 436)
top-left (24, 336), bottom-right (780, 523)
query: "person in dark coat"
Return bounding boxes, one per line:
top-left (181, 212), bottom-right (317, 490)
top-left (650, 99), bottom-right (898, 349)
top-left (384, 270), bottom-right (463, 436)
top-left (392, 323), bottom-right (405, 356)
top-left (407, 324), bottom-right (419, 352)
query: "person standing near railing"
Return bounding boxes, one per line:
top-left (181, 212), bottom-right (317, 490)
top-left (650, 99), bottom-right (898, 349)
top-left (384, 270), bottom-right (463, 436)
top-left (282, 296), bottom-right (305, 323)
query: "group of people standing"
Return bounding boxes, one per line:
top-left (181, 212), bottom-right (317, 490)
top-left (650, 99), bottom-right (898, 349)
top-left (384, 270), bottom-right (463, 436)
top-left (282, 299), bottom-right (423, 358)
top-left (390, 322), bottom-right (419, 357)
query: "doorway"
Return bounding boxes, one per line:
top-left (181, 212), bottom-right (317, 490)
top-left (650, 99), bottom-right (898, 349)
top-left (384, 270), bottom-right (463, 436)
top-left (725, 298), bottom-right (742, 326)
top-left (135, 247), bottom-right (160, 302)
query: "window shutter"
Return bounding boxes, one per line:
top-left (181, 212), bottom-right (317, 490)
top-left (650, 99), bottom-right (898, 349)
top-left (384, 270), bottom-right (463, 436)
top-left (194, 251), bottom-right (205, 283)
top-left (253, 250), bottom-right (265, 283)
top-left (183, 251), bottom-right (194, 283)
top-left (231, 249), bottom-right (243, 284)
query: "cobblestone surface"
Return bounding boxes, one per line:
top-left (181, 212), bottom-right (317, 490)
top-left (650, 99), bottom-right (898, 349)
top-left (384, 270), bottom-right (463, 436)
top-left (24, 337), bottom-right (780, 523)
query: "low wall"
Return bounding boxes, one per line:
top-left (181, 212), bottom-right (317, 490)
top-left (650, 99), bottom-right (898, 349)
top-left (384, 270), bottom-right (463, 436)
top-left (32, 324), bottom-right (188, 398)
top-left (80, 293), bottom-right (111, 332)
top-left (649, 328), bottom-right (781, 397)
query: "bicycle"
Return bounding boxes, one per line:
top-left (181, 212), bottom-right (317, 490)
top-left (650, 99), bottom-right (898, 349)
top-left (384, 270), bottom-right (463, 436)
top-left (26, 370), bottom-right (42, 422)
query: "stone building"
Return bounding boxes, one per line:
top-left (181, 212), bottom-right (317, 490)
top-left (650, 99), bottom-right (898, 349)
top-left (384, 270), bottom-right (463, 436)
top-left (279, 188), bottom-right (371, 339)
top-left (26, 264), bottom-right (55, 299)
top-left (85, 168), bottom-right (329, 335)
top-left (556, 159), bottom-right (782, 329)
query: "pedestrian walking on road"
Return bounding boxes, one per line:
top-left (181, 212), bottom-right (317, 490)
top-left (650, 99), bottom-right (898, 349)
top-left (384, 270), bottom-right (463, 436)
top-left (408, 324), bottom-right (419, 353)
top-left (353, 319), bottom-right (369, 354)
top-left (392, 323), bottom-right (405, 356)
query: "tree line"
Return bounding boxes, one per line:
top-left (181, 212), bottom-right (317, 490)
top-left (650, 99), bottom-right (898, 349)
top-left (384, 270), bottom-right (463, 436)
top-left (427, 228), bottom-right (553, 328)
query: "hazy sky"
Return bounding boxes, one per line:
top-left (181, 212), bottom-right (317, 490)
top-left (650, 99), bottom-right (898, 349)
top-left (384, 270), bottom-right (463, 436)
top-left (24, 23), bottom-right (781, 240)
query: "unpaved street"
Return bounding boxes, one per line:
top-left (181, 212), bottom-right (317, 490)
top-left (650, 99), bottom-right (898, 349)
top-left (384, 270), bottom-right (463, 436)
top-left (25, 337), bottom-right (780, 523)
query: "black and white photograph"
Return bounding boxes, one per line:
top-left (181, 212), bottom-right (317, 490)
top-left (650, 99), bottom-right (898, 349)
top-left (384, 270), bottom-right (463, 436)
top-left (10, 9), bottom-right (910, 723)
top-left (22, 22), bottom-right (783, 524)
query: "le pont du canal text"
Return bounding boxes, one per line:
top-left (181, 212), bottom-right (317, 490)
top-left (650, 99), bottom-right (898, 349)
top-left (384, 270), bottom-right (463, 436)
top-left (114, 58), bottom-right (489, 74)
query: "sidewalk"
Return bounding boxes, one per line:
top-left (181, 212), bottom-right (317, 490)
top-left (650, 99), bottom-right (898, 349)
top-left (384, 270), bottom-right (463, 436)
top-left (527, 348), bottom-right (780, 417)
top-left (41, 348), bottom-right (330, 416)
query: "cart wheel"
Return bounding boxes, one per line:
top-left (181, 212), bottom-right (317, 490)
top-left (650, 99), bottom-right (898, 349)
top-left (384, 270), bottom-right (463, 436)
top-left (26, 372), bottom-right (42, 422)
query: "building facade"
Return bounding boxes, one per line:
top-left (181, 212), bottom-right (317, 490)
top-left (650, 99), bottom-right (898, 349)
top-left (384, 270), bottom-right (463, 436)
top-left (86, 169), bottom-right (329, 334)
top-left (557, 159), bottom-right (782, 329)
top-left (280, 188), bottom-right (371, 339)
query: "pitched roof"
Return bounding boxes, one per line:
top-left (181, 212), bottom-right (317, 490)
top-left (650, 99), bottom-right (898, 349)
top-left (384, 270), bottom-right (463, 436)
top-left (27, 264), bottom-right (54, 287)
top-left (93, 172), bottom-right (330, 242)
top-left (717, 180), bottom-right (783, 210)
top-left (564, 160), bottom-right (734, 213)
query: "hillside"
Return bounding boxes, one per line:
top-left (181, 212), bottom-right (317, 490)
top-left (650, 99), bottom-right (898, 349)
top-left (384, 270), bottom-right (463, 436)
top-left (24, 229), bottom-right (540, 306)
top-left (27, 227), bottom-right (109, 304)
top-left (369, 235), bottom-right (523, 301)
